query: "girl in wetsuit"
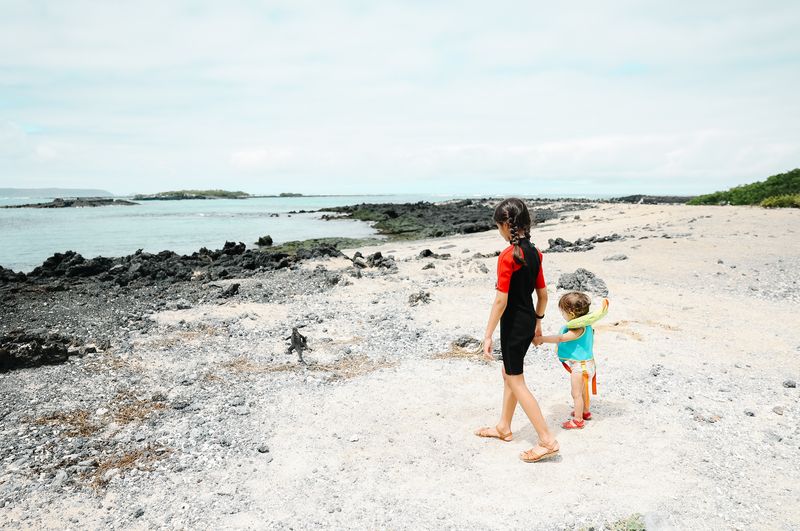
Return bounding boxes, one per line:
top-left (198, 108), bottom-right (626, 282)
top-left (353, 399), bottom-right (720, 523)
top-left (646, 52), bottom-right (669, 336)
top-left (474, 198), bottom-right (559, 463)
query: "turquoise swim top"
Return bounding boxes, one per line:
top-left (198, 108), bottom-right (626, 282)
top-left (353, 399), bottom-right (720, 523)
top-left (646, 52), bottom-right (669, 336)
top-left (558, 325), bottom-right (594, 361)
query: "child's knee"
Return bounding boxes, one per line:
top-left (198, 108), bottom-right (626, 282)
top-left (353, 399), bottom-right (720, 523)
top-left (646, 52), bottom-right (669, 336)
top-left (506, 374), bottom-right (525, 388)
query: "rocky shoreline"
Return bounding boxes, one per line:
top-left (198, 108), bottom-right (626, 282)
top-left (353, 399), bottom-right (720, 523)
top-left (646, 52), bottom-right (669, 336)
top-left (2, 198), bottom-right (138, 209)
top-left (316, 198), bottom-right (593, 240)
top-left (0, 239), bottom-right (360, 366)
top-left (0, 196), bottom-right (781, 370)
top-left (1, 201), bottom-right (798, 529)
top-left (609, 194), bottom-right (696, 204)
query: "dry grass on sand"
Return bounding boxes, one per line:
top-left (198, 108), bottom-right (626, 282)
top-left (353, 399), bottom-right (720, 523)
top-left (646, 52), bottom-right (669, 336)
top-left (32, 409), bottom-right (98, 437)
top-left (89, 446), bottom-right (171, 491)
top-left (216, 354), bottom-right (396, 380)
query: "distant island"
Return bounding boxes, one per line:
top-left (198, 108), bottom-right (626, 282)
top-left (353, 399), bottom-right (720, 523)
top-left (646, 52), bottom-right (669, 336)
top-left (689, 168), bottom-right (800, 208)
top-left (132, 190), bottom-right (309, 200)
top-left (2, 197), bottom-right (137, 209)
top-left (0, 187), bottom-right (113, 198)
top-left (133, 189), bottom-right (251, 200)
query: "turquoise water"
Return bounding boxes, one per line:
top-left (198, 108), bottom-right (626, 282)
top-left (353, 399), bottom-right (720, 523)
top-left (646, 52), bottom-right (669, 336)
top-left (0, 194), bottom-right (461, 272)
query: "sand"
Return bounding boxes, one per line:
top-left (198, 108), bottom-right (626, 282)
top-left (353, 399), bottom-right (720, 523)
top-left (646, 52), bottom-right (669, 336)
top-left (1, 203), bottom-right (798, 530)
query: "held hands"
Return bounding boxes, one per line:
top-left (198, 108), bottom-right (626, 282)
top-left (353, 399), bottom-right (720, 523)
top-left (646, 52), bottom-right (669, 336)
top-left (483, 336), bottom-right (494, 361)
top-left (532, 321), bottom-right (544, 346)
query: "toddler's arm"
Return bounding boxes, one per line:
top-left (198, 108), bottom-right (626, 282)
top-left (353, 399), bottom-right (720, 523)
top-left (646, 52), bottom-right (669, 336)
top-left (533, 327), bottom-right (583, 346)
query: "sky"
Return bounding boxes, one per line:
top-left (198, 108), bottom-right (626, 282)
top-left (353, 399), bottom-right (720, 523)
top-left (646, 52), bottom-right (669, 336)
top-left (1, 1), bottom-right (799, 196)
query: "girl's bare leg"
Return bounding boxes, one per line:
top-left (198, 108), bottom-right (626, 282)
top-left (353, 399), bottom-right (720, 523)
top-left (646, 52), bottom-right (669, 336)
top-left (571, 369), bottom-right (584, 420)
top-left (497, 367), bottom-right (517, 433)
top-left (505, 374), bottom-right (556, 445)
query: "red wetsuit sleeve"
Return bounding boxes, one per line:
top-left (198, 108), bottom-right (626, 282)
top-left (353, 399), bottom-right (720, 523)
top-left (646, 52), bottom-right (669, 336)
top-left (495, 248), bottom-right (517, 293)
top-left (535, 249), bottom-right (546, 289)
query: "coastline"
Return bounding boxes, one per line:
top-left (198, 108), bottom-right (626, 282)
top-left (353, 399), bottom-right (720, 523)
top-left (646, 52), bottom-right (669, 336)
top-left (1, 192), bottom-right (695, 208)
top-left (0, 198), bottom-right (591, 274)
top-left (1, 201), bottom-right (798, 529)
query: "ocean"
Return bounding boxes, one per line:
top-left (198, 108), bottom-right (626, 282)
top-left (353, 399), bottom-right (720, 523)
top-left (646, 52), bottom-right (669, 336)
top-left (0, 194), bottom-right (462, 273)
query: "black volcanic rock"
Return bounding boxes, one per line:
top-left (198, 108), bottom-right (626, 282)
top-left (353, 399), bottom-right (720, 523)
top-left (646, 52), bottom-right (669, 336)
top-left (610, 195), bottom-right (694, 205)
top-left (2, 197), bottom-right (138, 209)
top-left (321, 200), bottom-right (588, 240)
top-left (365, 251), bottom-right (397, 270)
top-left (0, 329), bottom-right (77, 372)
top-left (2, 240), bottom-right (345, 289)
top-left (0, 266), bottom-right (25, 283)
top-left (557, 268), bottom-right (609, 296)
top-left (220, 283), bottom-right (240, 298)
top-left (321, 201), bottom-right (495, 239)
top-left (546, 234), bottom-right (624, 253)
top-left (222, 241), bottom-right (246, 255)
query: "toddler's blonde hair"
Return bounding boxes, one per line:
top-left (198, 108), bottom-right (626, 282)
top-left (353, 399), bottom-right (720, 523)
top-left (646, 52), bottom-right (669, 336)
top-left (558, 292), bottom-right (591, 318)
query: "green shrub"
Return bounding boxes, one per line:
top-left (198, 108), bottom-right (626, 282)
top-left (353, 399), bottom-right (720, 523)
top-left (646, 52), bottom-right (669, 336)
top-left (602, 514), bottom-right (645, 531)
top-left (760, 194), bottom-right (800, 208)
top-left (689, 168), bottom-right (800, 206)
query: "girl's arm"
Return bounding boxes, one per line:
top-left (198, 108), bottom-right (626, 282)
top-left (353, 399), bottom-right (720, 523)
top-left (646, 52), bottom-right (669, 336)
top-left (483, 291), bottom-right (508, 359)
top-left (534, 287), bottom-right (547, 337)
top-left (533, 327), bottom-right (583, 346)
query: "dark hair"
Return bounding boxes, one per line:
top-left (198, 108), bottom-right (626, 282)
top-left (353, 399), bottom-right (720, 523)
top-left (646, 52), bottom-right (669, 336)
top-left (558, 292), bottom-right (591, 318)
top-left (493, 198), bottom-right (531, 265)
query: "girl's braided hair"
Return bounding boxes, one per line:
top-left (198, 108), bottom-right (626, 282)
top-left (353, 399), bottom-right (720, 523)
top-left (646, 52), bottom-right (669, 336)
top-left (493, 198), bottom-right (532, 265)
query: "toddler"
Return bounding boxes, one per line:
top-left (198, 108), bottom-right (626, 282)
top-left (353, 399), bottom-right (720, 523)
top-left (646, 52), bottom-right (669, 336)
top-left (534, 292), bottom-right (597, 429)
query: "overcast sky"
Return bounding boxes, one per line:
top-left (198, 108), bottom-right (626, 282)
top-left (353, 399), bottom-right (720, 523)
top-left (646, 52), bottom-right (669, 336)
top-left (1, 1), bottom-right (799, 196)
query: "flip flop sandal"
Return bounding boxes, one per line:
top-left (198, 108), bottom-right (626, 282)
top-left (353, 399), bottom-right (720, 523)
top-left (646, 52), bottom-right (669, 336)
top-left (571, 410), bottom-right (592, 420)
top-left (561, 418), bottom-right (585, 430)
top-left (520, 440), bottom-right (560, 463)
top-left (474, 426), bottom-right (513, 442)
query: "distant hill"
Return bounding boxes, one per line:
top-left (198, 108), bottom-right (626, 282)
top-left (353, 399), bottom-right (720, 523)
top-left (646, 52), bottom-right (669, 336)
top-left (133, 189), bottom-right (251, 200)
top-left (0, 187), bottom-right (113, 198)
top-left (689, 168), bottom-right (800, 207)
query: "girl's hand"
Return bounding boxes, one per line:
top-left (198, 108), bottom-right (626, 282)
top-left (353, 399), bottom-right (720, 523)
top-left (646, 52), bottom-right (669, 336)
top-left (532, 336), bottom-right (544, 346)
top-left (483, 337), bottom-right (494, 361)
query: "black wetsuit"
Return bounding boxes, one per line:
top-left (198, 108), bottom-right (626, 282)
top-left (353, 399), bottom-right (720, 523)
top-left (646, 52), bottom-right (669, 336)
top-left (496, 238), bottom-right (542, 375)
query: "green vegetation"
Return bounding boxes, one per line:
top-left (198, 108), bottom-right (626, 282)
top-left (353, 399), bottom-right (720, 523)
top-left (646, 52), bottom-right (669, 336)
top-left (605, 514), bottom-right (645, 531)
top-left (133, 189), bottom-right (250, 200)
top-left (688, 168), bottom-right (800, 206)
top-left (278, 192), bottom-right (303, 197)
top-left (760, 194), bottom-right (800, 208)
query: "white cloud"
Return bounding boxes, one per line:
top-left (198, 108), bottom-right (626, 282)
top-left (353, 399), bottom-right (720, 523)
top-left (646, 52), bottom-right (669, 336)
top-left (34, 144), bottom-right (58, 160)
top-left (230, 147), bottom-right (297, 169)
top-left (1, 1), bottom-right (799, 194)
top-left (221, 129), bottom-right (800, 194)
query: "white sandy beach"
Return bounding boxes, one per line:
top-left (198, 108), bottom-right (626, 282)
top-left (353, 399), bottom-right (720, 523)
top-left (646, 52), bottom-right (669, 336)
top-left (1, 203), bottom-right (799, 530)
